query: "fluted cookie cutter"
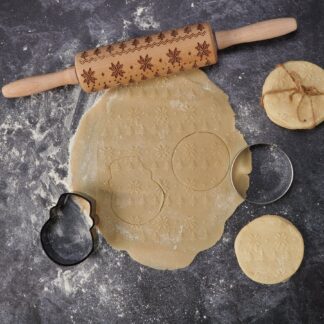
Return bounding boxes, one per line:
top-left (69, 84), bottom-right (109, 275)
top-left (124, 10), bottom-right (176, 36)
top-left (231, 143), bottom-right (294, 204)
top-left (40, 192), bottom-right (98, 266)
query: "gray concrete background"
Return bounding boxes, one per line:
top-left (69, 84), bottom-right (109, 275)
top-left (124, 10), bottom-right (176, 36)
top-left (0, 0), bottom-right (324, 323)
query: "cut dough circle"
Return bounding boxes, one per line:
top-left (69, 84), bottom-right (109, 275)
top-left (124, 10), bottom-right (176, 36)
top-left (109, 156), bottom-right (165, 225)
top-left (235, 215), bottom-right (304, 284)
top-left (69, 70), bottom-right (250, 270)
top-left (171, 132), bottom-right (230, 191)
top-left (262, 61), bottom-right (324, 129)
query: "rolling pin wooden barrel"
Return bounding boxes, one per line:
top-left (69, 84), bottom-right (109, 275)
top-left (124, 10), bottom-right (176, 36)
top-left (1, 18), bottom-right (297, 98)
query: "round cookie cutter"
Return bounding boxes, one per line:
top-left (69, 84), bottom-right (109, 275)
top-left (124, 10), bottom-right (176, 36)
top-left (231, 143), bottom-right (294, 204)
top-left (40, 192), bottom-right (99, 266)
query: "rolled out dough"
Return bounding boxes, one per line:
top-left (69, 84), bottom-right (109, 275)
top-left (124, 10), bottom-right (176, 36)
top-left (262, 61), bottom-right (324, 129)
top-left (69, 69), bottom-right (250, 270)
top-left (235, 215), bottom-right (304, 284)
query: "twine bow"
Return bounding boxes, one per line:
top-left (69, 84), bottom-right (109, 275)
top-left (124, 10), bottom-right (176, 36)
top-left (261, 64), bottom-right (324, 126)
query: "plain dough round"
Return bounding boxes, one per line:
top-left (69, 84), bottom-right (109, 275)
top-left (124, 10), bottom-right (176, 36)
top-left (262, 61), bottom-right (324, 129)
top-left (69, 70), bottom-right (251, 270)
top-left (235, 215), bottom-right (304, 284)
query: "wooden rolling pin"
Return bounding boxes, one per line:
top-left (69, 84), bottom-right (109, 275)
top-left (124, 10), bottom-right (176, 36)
top-left (2, 18), bottom-right (297, 98)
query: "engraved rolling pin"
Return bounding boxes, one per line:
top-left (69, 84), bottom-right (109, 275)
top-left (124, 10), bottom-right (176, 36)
top-left (2, 18), bottom-right (297, 98)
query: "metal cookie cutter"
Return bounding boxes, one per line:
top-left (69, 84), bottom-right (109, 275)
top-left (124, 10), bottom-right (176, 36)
top-left (40, 192), bottom-right (98, 266)
top-left (231, 143), bottom-right (294, 204)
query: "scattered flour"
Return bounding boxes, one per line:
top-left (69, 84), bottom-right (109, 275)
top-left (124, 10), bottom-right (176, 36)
top-left (42, 264), bottom-right (99, 296)
top-left (133, 6), bottom-right (160, 30)
top-left (122, 19), bottom-right (132, 39)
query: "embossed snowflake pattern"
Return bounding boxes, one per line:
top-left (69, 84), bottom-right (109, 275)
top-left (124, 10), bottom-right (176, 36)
top-left (184, 177), bottom-right (199, 189)
top-left (138, 54), bottom-right (153, 72)
top-left (195, 41), bottom-right (211, 59)
top-left (274, 232), bottom-right (289, 250)
top-left (154, 144), bottom-right (169, 159)
top-left (183, 143), bottom-right (197, 160)
top-left (166, 48), bottom-right (181, 65)
top-left (154, 106), bottom-right (168, 124)
top-left (109, 61), bottom-right (125, 78)
top-left (81, 68), bottom-right (97, 86)
top-left (130, 106), bottom-right (144, 122)
top-left (248, 233), bottom-right (263, 252)
top-left (128, 144), bottom-right (142, 156)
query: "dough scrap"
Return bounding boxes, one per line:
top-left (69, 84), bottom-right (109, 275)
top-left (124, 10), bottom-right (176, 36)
top-left (262, 61), bottom-right (324, 129)
top-left (235, 215), bottom-right (304, 284)
top-left (69, 69), bottom-right (250, 269)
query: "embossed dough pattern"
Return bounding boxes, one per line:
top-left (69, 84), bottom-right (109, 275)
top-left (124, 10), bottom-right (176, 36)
top-left (235, 215), bottom-right (304, 284)
top-left (69, 70), bottom-right (249, 269)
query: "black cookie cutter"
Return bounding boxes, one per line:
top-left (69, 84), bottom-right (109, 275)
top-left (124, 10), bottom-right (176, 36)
top-left (40, 192), bottom-right (99, 266)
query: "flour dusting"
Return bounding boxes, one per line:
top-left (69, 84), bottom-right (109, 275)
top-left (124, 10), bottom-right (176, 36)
top-left (133, 6), bottom-right (160, 30)
top-left (122, 19), bottom-right (132, 39)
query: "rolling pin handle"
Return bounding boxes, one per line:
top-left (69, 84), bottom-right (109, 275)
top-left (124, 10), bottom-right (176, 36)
top-left (215, 18), bottom-right (297, 50)
top-left (1, 67), bottom-right (79, 98)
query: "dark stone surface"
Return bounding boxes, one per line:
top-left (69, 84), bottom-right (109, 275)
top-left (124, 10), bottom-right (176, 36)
top-left (0, 0), bottom-right (324, 323)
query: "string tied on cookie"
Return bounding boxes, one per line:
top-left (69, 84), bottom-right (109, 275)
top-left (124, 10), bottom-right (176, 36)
top-left (261, 64), bottom-right (324, 126)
